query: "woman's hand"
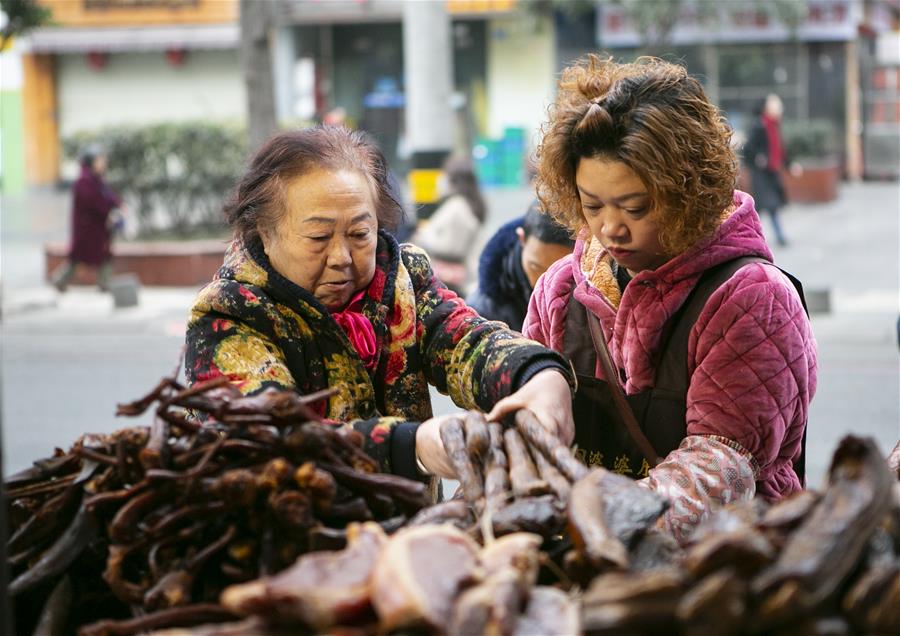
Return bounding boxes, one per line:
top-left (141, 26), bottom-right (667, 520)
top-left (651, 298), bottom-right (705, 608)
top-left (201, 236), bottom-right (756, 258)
top-left (414, 414), bottom-right (459, 479)
top-left (486, 369), bottom-right (574, 445)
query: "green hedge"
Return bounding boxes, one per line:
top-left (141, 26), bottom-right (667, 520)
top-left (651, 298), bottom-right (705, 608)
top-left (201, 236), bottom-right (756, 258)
top-left (63, 121), bottom-right (247, 238)
top-left (782, 118), bottom-right (839, 164)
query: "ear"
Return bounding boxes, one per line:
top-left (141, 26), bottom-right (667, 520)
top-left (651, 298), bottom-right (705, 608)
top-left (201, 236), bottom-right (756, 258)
top-left (515, 226), bottom-right (526, 246)
top-left (258, 226), bottom-right (273, 255)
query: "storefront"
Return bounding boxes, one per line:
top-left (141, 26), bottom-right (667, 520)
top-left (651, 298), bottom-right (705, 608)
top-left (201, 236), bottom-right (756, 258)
top-left (271, 8), bottom-right (489, 175)
top-left (595, 0), bottom-right (863, 175)
top-left (20, 0), bottom-right (241, 185)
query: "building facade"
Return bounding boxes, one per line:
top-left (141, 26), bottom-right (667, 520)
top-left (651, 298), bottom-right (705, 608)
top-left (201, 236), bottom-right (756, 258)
top-left (593, 0), bottom-right (899, 179)
top-left (21, 0), bottom-right (241, 185)
top-left (17, 0), bottom-right (897, 187)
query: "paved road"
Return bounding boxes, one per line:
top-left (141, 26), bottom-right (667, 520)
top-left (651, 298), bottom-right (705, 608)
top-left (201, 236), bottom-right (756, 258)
top-left (2, 183), bottom-right (898, 488)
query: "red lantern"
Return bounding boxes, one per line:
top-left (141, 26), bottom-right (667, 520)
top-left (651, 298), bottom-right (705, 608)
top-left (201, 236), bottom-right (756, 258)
top-left (86, 51), bottom-right (107, 70)
top-left (165, 49), bottom-right (187, 67)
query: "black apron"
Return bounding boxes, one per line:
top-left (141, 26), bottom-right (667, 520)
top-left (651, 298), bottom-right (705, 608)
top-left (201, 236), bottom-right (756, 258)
top-left (562, 257), bottom-right (808, 483)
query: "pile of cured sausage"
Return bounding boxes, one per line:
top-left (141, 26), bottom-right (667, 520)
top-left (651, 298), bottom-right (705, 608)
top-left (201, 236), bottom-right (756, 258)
top-left (5, 372), bottom-right (431, 636)
top-left (4, 371), bottom-right (899, 636)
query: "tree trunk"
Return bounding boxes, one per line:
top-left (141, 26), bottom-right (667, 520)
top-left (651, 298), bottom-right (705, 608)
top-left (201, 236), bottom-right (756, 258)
top-left (240, 0), bottom-right (278, 154)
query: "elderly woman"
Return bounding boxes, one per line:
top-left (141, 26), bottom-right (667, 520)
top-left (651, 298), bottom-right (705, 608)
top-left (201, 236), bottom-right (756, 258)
top-left (185, 126), bottom-right (574, 480)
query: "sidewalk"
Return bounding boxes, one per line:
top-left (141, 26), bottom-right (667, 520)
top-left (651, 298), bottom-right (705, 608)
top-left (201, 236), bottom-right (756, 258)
top-left (0, 185), bottom-right (205, 324)
top-left (767, 181), bottom-right (898, 315)
top-left (1, 286), bottom-right (198, 335)
top-left (3, 181), bottom-right (896, 321)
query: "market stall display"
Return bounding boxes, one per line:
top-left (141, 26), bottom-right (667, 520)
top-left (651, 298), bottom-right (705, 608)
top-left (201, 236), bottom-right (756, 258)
top-left (4, 369), bottom-right (899, 636)
top-left (5, 367), bottom-right (430, 636)
top-left (165, 435), bottom-right (898, 636)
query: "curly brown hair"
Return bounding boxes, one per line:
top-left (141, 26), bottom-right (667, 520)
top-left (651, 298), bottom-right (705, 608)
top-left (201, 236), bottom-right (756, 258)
top-left (536, 55), bottom-right (737, 255)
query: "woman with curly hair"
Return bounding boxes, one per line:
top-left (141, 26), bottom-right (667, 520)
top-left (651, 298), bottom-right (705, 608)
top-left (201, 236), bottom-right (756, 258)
top-left (522, 56), bottom-right (816, 541)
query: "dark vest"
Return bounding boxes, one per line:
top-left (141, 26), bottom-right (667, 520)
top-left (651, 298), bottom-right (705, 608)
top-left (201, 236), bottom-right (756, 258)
top-left (562, 257), bottom-right (808, 483)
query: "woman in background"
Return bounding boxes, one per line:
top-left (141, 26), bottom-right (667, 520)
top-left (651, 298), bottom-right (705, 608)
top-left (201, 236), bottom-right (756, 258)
top-left (411, 156), bottom-right (487, 292)
top-left (743, 93), bottom-right (802, 247)
top-left (52, 145), bottom-right (125, 292)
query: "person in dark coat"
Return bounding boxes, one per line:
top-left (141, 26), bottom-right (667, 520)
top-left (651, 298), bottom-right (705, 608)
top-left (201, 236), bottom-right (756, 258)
top-left (51, 146), bottom-right (124, 291)
top-left (742, 94), bottom-right (801, 247)
top-left (467, 201), bottom-right (574, 330)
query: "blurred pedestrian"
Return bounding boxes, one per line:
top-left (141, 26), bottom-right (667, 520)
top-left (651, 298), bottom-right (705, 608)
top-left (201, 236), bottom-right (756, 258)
top-left (467, 200), bottom-right (574, 330)
top-left (743, 94), bottom-right (802, 247)
top-left (51, 145), bottom-right (125, 292)
top-left (323, 106), bottom-right (348, 127)
top-left (411, 156), bottom-right (486, 292)
top-left (523, 55), bottom-right (815, 542)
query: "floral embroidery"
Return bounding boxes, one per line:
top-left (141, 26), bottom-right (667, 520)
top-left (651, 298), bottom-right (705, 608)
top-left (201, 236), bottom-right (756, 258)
top-left (237, 286), bottom-right (260, 304)
top-left (212, 332), bottom-right (293, 394)
top-left (231, 251), bottom-right (268, 288)
top-left (211, 318), bottom-right (233, 332)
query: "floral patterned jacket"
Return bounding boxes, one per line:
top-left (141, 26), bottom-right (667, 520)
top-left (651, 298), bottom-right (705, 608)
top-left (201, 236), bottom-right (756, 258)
top-left (185, 230), bottom-right (573, 478)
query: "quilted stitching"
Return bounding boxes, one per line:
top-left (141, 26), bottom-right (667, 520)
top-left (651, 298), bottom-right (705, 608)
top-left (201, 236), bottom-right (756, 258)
top-left (523, 191), bottom-right (817, 501)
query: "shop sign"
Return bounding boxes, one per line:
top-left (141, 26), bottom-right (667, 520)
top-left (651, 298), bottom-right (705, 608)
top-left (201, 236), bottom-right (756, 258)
top-left (447, 0), bottom-right (517, 15)
top-left (598, 0), bottom-right (860, 48)
top-left (83, 0), bottom-right (200, 8)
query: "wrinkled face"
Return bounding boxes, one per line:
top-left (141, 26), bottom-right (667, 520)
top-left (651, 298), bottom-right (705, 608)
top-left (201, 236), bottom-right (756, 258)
top-left (518, 229), bottom-right (573, 289)
top-left (575, 157), bottom-right (669, 276)
top-left (262, 169), bottom-right (378, 311)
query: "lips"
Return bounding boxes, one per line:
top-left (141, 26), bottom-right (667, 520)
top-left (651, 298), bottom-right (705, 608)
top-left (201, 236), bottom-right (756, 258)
top-left (606, 247), bottom-right (635, 260)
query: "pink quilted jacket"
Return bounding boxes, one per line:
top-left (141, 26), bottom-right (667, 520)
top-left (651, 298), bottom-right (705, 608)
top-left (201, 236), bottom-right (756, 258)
top-left (524, 191), bottom-right (817, 540)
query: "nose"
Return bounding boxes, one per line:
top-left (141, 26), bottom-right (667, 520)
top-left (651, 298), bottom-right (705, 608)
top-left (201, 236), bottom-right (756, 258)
top-left (600, 210), bottom-right (629, 241)
top-left (326, 237), bottom-right (353, 269)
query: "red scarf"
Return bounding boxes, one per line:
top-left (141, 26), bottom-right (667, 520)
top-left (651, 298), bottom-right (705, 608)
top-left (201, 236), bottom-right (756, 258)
top-left (330, 289), bottom-right (377, 370)
top-left (762, 114), bottom-right (784, 171)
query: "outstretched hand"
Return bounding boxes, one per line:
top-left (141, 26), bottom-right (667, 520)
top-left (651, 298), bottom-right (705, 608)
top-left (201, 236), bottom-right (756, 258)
top-left (414, 414), bottom-right (459, 478)
top-left (486, 369), bottom-right (574, 445)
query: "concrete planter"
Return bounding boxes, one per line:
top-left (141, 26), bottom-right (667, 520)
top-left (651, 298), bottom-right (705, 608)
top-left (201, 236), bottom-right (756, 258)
top-left (45, 240), bottom-right (227, 287)
top-left (782, 158), bottom-right (841, 203)
top-left (738, 160), bottom-right (841, 205)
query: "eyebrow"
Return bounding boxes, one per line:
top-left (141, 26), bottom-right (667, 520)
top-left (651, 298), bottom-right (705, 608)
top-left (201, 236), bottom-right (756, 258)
top-left (577, 186), bottom-right (647, 204)
top-left (302, 212), bottom-right (373, 225)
